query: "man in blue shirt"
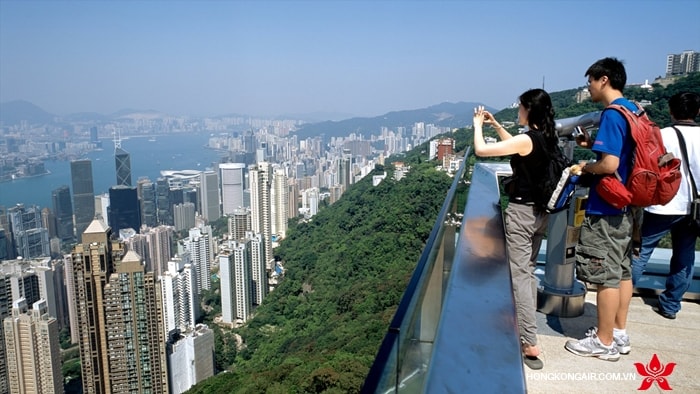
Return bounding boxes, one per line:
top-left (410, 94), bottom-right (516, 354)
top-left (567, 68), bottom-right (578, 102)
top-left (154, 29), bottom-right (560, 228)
top-left (565, 57), bottom-right (636, 362)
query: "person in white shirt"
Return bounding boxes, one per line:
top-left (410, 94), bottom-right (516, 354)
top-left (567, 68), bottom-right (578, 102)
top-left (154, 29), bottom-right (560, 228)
top-left (632, 91), bottom-right (700, 319)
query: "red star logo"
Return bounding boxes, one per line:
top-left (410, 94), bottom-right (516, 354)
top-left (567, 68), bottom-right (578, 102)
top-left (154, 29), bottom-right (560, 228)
top-left (634, 354), bottom-right (675, 391)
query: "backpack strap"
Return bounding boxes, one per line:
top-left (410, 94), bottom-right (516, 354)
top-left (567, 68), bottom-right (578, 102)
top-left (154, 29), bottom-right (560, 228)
top-left (672, 126), bottom-right (699, 199)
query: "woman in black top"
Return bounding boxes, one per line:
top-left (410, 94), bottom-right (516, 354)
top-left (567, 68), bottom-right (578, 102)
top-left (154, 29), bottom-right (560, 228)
top-left (473, 89), bottom-right (558, 370)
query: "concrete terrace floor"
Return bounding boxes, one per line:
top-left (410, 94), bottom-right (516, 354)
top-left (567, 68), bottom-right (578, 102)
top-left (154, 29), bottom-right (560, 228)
top-left (525, 289), bottom-right (700, 394)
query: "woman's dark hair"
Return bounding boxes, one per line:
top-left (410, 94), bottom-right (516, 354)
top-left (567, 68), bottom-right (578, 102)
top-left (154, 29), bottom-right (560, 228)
top-left (669, 91), bottom-right (700, 121)
top-left (519, 88), bottom-right (557, 147)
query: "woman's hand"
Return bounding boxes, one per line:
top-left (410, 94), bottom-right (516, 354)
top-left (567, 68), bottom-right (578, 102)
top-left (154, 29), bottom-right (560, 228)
top-left (482, 110), bottom-right (498, 127)
top-left (473, 105), bottom-right (485, 128)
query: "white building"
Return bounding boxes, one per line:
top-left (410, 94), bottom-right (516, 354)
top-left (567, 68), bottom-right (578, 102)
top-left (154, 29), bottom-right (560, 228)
top-left (167, 324), bottom-right (215, 394)
top-left (219, 244), bottom-right (252, 324)
top-left (161, 254), bottom-right (199, 336)
top-left (181, 228), bottom-right (212, 292)
top-left (219, 163), bottom-right (246, 215)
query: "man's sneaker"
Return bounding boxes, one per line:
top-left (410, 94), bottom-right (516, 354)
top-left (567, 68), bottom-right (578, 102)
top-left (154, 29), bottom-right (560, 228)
top-left (613, 333), bottom-right (631, 355)
top-left (564, 327), bottom-right (620, 361)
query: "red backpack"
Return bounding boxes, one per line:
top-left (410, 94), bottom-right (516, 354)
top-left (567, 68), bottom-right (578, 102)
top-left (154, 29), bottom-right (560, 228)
top-left (606, 103), bottom-right (682, 207)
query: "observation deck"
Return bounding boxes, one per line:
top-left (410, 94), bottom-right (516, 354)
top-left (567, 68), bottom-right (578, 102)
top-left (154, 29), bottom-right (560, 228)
top-left (363, 152), bottom-right (700, 393)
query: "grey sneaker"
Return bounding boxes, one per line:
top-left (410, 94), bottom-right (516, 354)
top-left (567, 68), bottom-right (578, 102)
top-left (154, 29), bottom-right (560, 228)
top-left (565, 327), bottom-right (620, 361)
top-left (613, 333), bottom-right (631, 355)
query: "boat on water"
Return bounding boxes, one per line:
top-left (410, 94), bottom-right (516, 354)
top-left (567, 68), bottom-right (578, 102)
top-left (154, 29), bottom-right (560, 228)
top-left (148, 137), bottom-right (157, 142)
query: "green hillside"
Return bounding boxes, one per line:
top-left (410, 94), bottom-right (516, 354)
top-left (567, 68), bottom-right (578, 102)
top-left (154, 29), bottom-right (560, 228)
top-left (188, 145), bottom-right (458, 393)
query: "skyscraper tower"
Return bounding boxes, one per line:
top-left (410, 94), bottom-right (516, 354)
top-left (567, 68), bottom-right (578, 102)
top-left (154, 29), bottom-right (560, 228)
top-left (108, 185), bottom-right (141, 235)
top-left (156, 178), bottom-right (173, 225)
top-left (249, 162), bottom-right (273, 270)
top-left (182, 228), bottom-right (212, 292)
top-left (52, 185), bottom-right (74, 243)
top-left (103, 250), bottom-right (168, 393)
top-left (3, 298), bottom-right (63, 394)
top-left (219, 163), bottom-right (246, 215)
top-left (70, 159), bottom-right (95, 242)
top-left (271, 167), bottom-right (288, 239)
top-left (218, 245), bottom-right (252, 324)
top-left (71, 219), bottom-right (168, 393)
top-left (199, 171), bottom-right (221, 222)
top-left (137, 178), bottom-right (157, 228)
top-left (114, 131), bottom-right (132, 187)
top-left (7, 204), bottom-right (50, 258)
top-left (228, 207), bottom-right (251, 242)
top-left (71, 219), bottom-right (117, 394)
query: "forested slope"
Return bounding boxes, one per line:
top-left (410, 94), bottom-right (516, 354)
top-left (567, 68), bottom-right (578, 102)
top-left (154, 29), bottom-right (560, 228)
top-left (188, 152), bottom-right (455, 393)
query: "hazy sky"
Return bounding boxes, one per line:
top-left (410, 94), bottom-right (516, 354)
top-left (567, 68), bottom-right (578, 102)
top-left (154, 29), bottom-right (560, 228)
top-left (1, 0), bottom-right (698, 118)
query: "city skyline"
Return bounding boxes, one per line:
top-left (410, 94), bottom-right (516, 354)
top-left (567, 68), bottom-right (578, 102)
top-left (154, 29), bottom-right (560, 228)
top-left (1, 1), bottom-right (699, 119)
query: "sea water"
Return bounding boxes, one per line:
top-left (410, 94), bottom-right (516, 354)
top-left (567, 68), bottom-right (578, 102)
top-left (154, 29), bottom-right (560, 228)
top-left (0, 133), bottom-right (228, 210)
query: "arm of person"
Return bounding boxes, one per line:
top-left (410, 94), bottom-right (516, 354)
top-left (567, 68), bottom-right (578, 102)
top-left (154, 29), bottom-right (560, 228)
top-left (473, 107), bottom-right (533, 157)
top-left (473, 126), bottom-right (533, 157)
top-left (483, 110), bottom-right (513, 141)
top-left (581, 152), bottom-right (619, 175)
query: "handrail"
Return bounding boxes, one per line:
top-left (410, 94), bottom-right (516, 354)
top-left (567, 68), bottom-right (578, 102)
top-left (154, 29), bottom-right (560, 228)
top-left (424, 162), bottom-right (524, 392)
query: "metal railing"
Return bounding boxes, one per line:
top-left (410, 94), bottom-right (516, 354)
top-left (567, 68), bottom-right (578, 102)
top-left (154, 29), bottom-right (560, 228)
top-left (362, 149), bottom-right (526, 392)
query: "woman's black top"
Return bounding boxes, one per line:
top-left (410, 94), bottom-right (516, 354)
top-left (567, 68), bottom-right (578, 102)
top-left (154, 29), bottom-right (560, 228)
top-left (508, 130), bottom-right (550, 204)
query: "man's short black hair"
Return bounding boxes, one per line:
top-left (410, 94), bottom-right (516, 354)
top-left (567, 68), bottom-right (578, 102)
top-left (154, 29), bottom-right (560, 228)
top-left (585, 57), bottom-right (627, 92)
top-left (669, 92), bottom-right (700, 121)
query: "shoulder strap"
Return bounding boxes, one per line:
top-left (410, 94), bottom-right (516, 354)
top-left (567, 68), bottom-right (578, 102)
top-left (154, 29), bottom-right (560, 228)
top-left (672, 126), bottom-right (699, 198)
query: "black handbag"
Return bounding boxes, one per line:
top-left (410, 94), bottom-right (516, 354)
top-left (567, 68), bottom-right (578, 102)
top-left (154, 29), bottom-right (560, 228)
top-left (673, 126), bottom-right (700, 236)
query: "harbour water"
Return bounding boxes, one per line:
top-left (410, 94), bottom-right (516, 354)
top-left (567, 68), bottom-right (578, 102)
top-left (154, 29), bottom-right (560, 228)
top-left (0, 133), bottom-right (229, 210)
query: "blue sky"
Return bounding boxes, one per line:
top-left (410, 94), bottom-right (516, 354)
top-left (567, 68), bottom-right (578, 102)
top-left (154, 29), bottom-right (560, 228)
top-left (1, 0), bottom-right (698, 118)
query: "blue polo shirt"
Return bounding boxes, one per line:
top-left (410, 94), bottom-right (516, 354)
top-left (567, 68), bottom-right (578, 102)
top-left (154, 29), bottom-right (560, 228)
top-left (586, 97), bottom-right (636, 216)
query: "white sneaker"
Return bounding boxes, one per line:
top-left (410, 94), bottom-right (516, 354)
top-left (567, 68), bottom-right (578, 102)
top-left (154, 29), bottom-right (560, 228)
top-left (613, 332), bottom-right (631, 355)
top-left (564, 327), bottom-right (620, 361)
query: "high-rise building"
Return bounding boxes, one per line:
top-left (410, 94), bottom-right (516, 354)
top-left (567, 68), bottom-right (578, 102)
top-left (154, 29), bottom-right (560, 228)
top-left (94, 193), bottom-right (110, 224)
top-left (144, 225), bottom-right (173, 276)
top-left (246, 232), bottom-right (267, 305)
top-left (71, 219), bottom-right (168, 393)
top-left (219, 163), bottom-right (246, 215)
top-left (174, 202), bottom-right (196, 232)
top-left (218, 245), bottom-right (251, 324)
top-left (108, 185), bottom-right (141, 234)
top-left (161, 254), bottom-right (199, 336)
top-left (666, 50), bottom-right (700, 77)
top-left (199, 171), bottom-right (221, 222)
top-left (70, 219), bottom-right (118, 393)
top-left (41, 207), bottom-right (56, 240)
top-left (156, 177), bottom-right (173, 225)
top-left (52, 185), bottom-right (74, 243)
top-left (228, 207), bottom-right (250, 242)
top-left (3, 298), bottom-right (63, 394)
top-left (271, 167), bottom-right (288, 240)
top-left (102, 250), bottom-right (168, 393)
top-left (70, 159), bottom-right (95, 242)
top-left (138, 178), bottom-right (157, 228)
top-left (249, 163), bottom-right (274, 271)
top-left (115, 147), bottom-right (132, 187)
top-left (0, 273), bottom-right (13, 392)
top-left (181, 228), bottom-right (211, 293)
top-left (7, 204), bottom-right (50, 259)
top-left (166, 324), bottom-right (215, 394)
top-left (287, 179), bottom-right (299, 219)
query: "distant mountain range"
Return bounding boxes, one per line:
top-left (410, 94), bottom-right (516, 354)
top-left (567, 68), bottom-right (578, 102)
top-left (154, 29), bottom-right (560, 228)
top-left (0, 99), bottom-right (499, 139)
top-left (292, 101), bottom-right (499, 140)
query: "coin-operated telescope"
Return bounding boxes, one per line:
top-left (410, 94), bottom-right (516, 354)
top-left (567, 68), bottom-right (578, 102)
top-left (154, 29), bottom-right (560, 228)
top-left (555, 110), bottom-right (602, 138)
top-left (538, 110), bottom-right (601, 317)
